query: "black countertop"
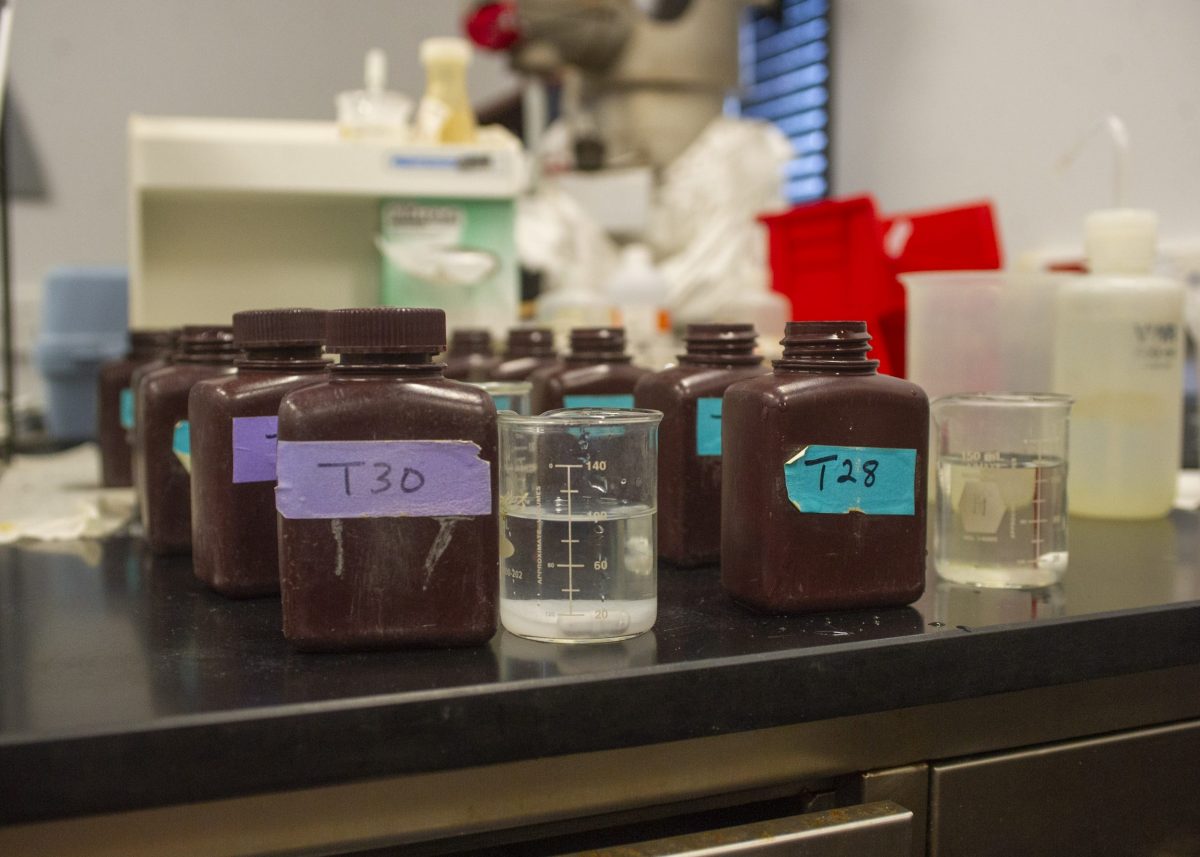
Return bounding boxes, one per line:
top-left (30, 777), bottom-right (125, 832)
top-left (3, 514), bottom-right (1200, 824)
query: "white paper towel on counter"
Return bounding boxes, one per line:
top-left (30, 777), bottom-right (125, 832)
top-left (0, 444), bottom-right (135, 543)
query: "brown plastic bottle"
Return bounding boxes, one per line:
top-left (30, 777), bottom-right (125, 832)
top-left (489, 327), bottom-right (559, 381)
top-left (721, 321), bottom-right (929, 612)
top-left (276, 307), bottom-right (498, 650)
top-left (441, 328), bottom-right (499, 381)
top-left (189, 309), bottom-right (328, 598)
top-left (97, 329), bottom-right (175, 487)
top-left (135, 326), bottom-right (239, 555)
top-left (633, 324), bottom-right (769, 567)
top-left (528, 327), bottom-right (651, 413)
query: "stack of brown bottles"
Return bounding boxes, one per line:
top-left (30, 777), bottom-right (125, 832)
top-left (529, 327), bottom-right (650, 412)
top-left (634, 323), bottom-right (770, 567)
top-left (97, 329), bottom-right (176, 488)
top-left (136, 326), bottom-right (239, 555)
top-left (275, 307), bottom-right (498, 650)
top-left (189, 309), bottom-right (328, 597)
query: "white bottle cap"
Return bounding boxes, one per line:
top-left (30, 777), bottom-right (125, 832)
top-left (421, 37), bottom-right (472, 67)
top-left (1085, 208), bottom-right (1158, 275)
top-left (364, 49), bottom-right (387, 93)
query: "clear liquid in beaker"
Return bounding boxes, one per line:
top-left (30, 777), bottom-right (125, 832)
top-left (935, 454), bottom-right (1068, 588)
top-left (500, 505), bottom-right (657, 643)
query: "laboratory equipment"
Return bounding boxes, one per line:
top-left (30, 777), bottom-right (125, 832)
top-left (97, 329), bottom-right (174, 487)
top-left (498, 407), bottom-right (662, 643)
top-left (470, 381), bottom-right (532, 416)
top-left (934, 580), bottom-right (1066, 627)
top-left (415, 37), bottom-right (477, 144)
top-left (902, 271), bottom-right (1066, 398)
top-left (1053, 209), bottom-right (1184, 520)
top-left (722, 321), bottom-right (928, 613)
top-left (441, 328), bottom-right (499, 381)
top-left (36, 267), bottom-right (129, 442)
top-left (335, 49), bottom-right (412, 139)
top-left (490, 327), bottom-right (559, 381)
top-left (275, 308), bottom-right (497, 651)
top-left (528, 327), bottom-right (650, 413)
top-left (136, 327), bottom-right (237, 555)
top-left (932, 393), bottom-right (1072, 588)
top-left (633, 323), bottom-right (768, 567)
top-left (189, 309), bottom-right (327, 598)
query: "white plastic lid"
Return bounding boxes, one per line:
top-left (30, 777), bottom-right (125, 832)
top-left (364, 48), bottom-right (387, 93)
top-left (1085, 208), bottom-right (1158, 275)
top-left (421, 37), bottom-right (472, 67)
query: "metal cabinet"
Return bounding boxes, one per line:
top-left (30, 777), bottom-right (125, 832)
top-left (928, 720), bottom-right (1200, 856)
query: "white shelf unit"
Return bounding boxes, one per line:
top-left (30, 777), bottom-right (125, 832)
top-left (129, 116), bottom-right (525, 328)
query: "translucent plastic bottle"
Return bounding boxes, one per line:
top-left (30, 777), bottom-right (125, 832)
top-left (415, 37), bottom-right (477, 144)
top-left (1053, 209), bottom-right (1184, 519)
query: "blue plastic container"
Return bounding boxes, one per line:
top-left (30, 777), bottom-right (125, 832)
top-left (34, 267), bottom-right (129, 441)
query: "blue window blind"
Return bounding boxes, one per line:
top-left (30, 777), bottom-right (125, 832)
top-left (737, 0), bottom-right (831, 203)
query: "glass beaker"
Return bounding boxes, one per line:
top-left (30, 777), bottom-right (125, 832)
top-left (932, 394), bottom-right (1073, 588)
top-left (470, 381), bottom-right (533, 415)
top-left (498, 408), bottom-right (662, 643)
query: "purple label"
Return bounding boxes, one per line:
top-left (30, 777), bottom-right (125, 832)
top-left (233, 416), bottom-right (281, 484)
top-left (275, 440), bottom-right (492, 519)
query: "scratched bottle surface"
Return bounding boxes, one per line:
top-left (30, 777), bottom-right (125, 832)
top-left (189, 309), bottom-right (328, 598)
top-left (276, 306), bottom-right (498, 650)
top-left (721, 321), bottom-right (930, 613)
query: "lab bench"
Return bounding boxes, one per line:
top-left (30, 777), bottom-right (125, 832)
top-left (1, 514), bottom-right (1199, 856)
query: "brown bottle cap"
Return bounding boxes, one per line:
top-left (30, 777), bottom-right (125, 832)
top-left (569, 327), bottom-right (626, 354)
top-left (325, 307), bottom-right (446, 353)
top-left (505, 327), bottom-right (556, 356)
top-left (683, 323), bottom-right (759, 363)
top-left (129, 329), bottom-right (177, 350)
top-left (233, 308), bottom-right (326, 347)
top-left (782, 320), bottom-right (871, 343)
top-left (448, 328), bottom-right (493, 354)
top-left (177, 325), bottom-right (237, 355)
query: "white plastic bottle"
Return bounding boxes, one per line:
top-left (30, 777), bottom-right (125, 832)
top-left (415, 37), bottom-right (477, 144)
top-left (1053, 209), bottom-right (1184, 519)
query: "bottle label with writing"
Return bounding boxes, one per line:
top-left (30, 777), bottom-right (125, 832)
top-left (696, 397), bottom-right (723, 457)
top-left (275, 440), bottom-right (492, 519)
top-left (232, 416), bottom-right (280, 484)
top-left (784, 444), bottom-right (916, 516)
top-left (119, 388), bottom-right (135, 430)
top-left (563, 394), bottom-right (635, 409)
top-left (172, 421), bottom-right (191, 474)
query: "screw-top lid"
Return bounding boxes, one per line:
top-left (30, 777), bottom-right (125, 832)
top-left (448, 328), bottom-right (493, 355)
top-left (569, 327), bottom-right (626, 355)
top-left (777, 320), bottom-right (877, 372)
top-left (176, 325), bottom-right (237, 357)
top-left (1085, 208), bottom-right (1158, 275)
top-left (325, 307), bottom-right (446, 353)
top-left (505, 326), bottom-right (556, 357)
top-left (233, 308), bottom-right (326, 348)
top-left (421, 36), bottom-right (472, 66)
top-left (683, 323), bottom-right (759, 363)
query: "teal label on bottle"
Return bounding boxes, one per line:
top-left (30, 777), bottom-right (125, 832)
top-left (696, 397), bottom-right (723, 457)
top-left (563, 394), bottom-right (635, 409)
top-left (493, 395), bottom-right (513, 411)
top-left (783, 444), bottom-right (916, 516)
top-left (172, 420), bottom-right (191, 474)
top-left (119, 388), bottom-right (135, 430)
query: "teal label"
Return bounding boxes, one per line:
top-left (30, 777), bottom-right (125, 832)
top-left (119, 388), bottom-right (135, 430)
top-left (493, 395), bottom-right (513, 411)
top-left (783, 444), bottom-right (916, 516)
top-left (563, 394), bottom-right (635, 409)
top-left (172, 420), bottom-right (192, 474)
top-left (696, 397), bottom-right (723, 456)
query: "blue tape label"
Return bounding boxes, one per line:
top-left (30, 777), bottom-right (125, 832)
top-left (563, 394), bottom-right (635, 409)
top-left (172, 420), bottom-right (191, 474)
top-left (493, 395), bottom-right (513, 411)
top-left (233, 416), bottom-right (280, 484)
top-left (783, 444), bottom-right (916, 516)
top-left (696, 397), bottom-right (723, 457)
top-left (119, 388), bottom-right (135, 430)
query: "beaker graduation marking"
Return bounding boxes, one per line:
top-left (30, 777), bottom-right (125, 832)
top-left (554, 462), bottom-right (583, 617)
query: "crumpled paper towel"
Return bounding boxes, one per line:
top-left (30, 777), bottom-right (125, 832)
top-left (0, 444), bottom-right (135, 543)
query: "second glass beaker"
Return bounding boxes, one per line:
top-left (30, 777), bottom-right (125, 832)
top-left (932, 393), bottom-right (1073, 588)
top-left (498, 408), bottom-right (662, 643)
